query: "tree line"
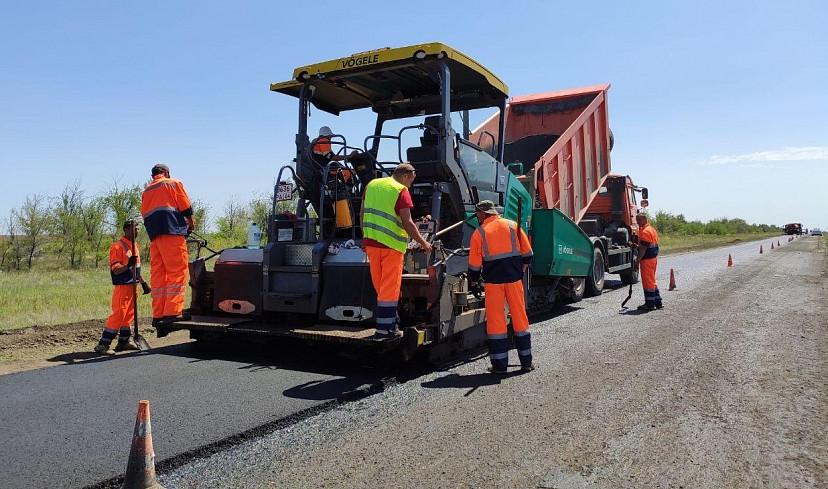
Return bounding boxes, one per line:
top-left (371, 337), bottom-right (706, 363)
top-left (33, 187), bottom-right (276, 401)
top-left (649, 211), bottom-right (778, 236)
top-left (0, 181), bottom-right (280, 271)
top-left (1, 182), bottom-right (779, 272)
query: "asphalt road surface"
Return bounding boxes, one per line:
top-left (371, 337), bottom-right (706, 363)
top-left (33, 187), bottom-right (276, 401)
top-left (1, 236), bottom-right (824, 488)
top-left (160, 236), bottom-right (826, 488)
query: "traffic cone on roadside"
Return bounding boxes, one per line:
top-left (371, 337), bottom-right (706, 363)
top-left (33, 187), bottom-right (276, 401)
top-left (727, 254), bottom-right (733, 267)
top-left (668, 268), bottom-right (677, 291)
top-left (122, 400), bottom-right (164, 489)
top-left (759, 245), bottom-right (763, 254)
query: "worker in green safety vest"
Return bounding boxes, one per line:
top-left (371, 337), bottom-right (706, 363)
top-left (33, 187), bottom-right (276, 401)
top-left (361, 163), bottom-right (432, 339)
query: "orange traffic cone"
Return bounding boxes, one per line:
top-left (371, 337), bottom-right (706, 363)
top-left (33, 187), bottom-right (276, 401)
top-left (771, 242), bottom-right (774, 250)
top-left (122, 400), bottom-right (164, 489)
top-left (727, 254), bottom-right (733, 267)
top-left (668, 268), bottom-right (677, 291)
top-left (759, 245), bottom-right (763, 254)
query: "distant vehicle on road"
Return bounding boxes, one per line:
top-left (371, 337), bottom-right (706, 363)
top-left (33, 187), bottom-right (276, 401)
top-left (810, 228), bottom-right (823, 236)
top-left (784, 223), bottom-right (802, 235)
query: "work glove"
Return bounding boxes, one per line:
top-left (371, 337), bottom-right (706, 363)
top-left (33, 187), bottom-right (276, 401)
top-left (469, 281), bottom-right (484, 296)
top-left (141, 282), bottom-right (151, 295)
top-left (127, 256), bottom-right (137, 267)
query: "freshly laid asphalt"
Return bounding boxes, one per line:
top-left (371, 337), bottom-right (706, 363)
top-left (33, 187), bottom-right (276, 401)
top-left (0, 235), bottom-right (807, 489)
top-left (0, 342), bottom-right (385, 489)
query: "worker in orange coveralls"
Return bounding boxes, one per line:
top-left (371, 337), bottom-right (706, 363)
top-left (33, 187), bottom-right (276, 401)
top-left (468, 200), bottom-right (535, 374)
top-left (141, 163), bottom-right (194, 325)
top-left (94, 220), bottom-right (151, 354)
top-left (636, 213), bottom-right (663, 312)
top-left (361, 163), bottom-right (432, 340)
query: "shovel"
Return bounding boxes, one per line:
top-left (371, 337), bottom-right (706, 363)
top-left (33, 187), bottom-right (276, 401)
top-left (130, 228), bottom-right (151, 350)
top-left (619, 282), bottom-right (633, 311)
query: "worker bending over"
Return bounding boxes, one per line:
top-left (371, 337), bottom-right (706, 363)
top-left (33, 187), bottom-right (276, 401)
top-left (636, 213), bottom-right (663, 311)
top-left (141, 163), bottom-right (194, 325)
top-left (95, 220), bottom-right (151, 354)
top-left (361, 163), bottom-right (432, 339)
top-left (468, 201), bottom-right (534, 374)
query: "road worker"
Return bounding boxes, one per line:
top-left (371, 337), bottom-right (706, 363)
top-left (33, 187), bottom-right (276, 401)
top-left (361, 163), bottom-right (432, 339)
top-left (636, 213), bottom-right (663, 311)
top-left (141, 163), bottom-right (194, 325)
top-left (468, 201), bottom-right (534, 374)
top-left (94, 220), bottom-right (151, 354)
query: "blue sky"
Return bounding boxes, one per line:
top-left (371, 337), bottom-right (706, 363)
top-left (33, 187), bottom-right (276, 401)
top-left (1, 0), bottom-right (826, 229)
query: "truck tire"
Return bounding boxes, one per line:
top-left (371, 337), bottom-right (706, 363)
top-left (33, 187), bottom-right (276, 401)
top-left (569, 277), bottom-right (585, 303)
top-left (620, 249), bottom-right (639, 285)
top-left (586, 247), bottom-right (605, 297)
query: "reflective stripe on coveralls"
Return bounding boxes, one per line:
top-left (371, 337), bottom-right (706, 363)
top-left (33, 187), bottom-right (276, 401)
top-left (468, 216), bottom-right (533, 284)
top-left (468, 216), bottom-right (534, 370)
top-left (484, 281), bottom-right (532, 370)
top-left (110, 238), bottom-right (142, 285)
top-left (365, 246), bottom-right (405, 335)
top-left (100, 237), bottom-right (141, 348)
top-left (639, 223), bottom-right (662, 308)
top-left (362, 177), bottom-right (408, 253)
top-left (141, 176), bottom-right (192, 240)
top-left (149, 235), bottom-right (189, 319)
top-left (142, 174), bottom-right (192, 319)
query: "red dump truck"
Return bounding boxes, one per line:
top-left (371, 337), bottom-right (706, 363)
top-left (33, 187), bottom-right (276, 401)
top-left (472, 84), bottom-right (649, 299)
top-left (784, 223), bottom-right (802, 235)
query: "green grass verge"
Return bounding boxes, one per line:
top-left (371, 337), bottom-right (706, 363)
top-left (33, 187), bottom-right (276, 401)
top-left (0, 268), bottom-right (155, 332)
top-left (659, 232), bottom-right (783, 255)
top-left (0, 231), bottom-right (789, 332)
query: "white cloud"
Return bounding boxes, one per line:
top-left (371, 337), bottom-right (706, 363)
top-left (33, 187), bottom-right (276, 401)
top-left (699, 146), bottom-right (828, 166)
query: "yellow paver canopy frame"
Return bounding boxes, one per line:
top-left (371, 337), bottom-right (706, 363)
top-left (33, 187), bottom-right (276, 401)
top-left (270, 42), bottom-right (508, 117)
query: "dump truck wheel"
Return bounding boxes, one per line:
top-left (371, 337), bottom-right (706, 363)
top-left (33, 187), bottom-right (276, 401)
top-left (569, 277), bottom-right (585, 303)
top-left (586, 247), bottom-right (605, 297)
top-left (620, 250), bottom-right (640, 285)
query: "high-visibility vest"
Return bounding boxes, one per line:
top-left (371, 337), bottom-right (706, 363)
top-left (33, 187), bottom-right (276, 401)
top-left (639, 223), bottom-right (660, 260)
top-left (141, 176), bottom-right (192, 240)
top-left (110, 237), bottom-right (142, 285)
top-left (313, 137), bottom-right (332, 155)
top-left (362, 177), bottom-right (408, 253)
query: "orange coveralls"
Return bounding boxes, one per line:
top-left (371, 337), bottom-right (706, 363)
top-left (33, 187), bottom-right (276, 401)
top-left (365, 246), bottom-right (405, 333)
top-left (468, 215), bottom-right (534, 371)
top-left (141, 175), bottom-right (192, 320)
top-left (639, 222), bottom-right (663, 309)
top-left (99, 237), bottom-right (142, 347)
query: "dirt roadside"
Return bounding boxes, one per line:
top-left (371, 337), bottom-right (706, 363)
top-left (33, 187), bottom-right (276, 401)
top-left (0, 320), bottom-right (190, 375)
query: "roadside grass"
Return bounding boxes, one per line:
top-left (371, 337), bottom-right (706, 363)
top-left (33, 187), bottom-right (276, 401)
top-left (659, 232), bottom-right (782, 255)
top-left (0, 268), bottom-right (155, 332)
top-left (0, 231), bottom-right (787, 332)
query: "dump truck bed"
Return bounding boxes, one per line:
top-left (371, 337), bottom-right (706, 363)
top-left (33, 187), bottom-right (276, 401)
top-left (472, 84), bottom-right (613, 223)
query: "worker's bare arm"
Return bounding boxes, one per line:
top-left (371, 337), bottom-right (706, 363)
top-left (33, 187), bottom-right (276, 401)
top-left (399, 208), bottom-right (432, 253)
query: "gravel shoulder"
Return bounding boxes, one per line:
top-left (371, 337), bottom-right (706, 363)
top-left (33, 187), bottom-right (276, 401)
top-left (161, 237), bottom-right (827, 488)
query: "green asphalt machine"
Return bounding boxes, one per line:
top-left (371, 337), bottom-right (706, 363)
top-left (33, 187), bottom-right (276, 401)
top-left (159, 43), bottom-right (646, 360)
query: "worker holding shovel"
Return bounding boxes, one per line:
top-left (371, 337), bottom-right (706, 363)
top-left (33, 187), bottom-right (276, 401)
top-left (94, 220), bottom-right (151, 354)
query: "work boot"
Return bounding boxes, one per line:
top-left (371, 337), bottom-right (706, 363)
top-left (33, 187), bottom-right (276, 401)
top-left (520, 364), bottom-right (536, 373)
top-left (487, 366), bottom-right (508, 375)
top-left (636, 304), bottom-right (655, 312)
top-left (94, 344), bottom-right (111, 355)
top-left (114, 340), bottom-right (140, 352)
top-left (160, 312), bottom-right (192, 324)
top-left (370, 329), bottom-right (401, 341)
